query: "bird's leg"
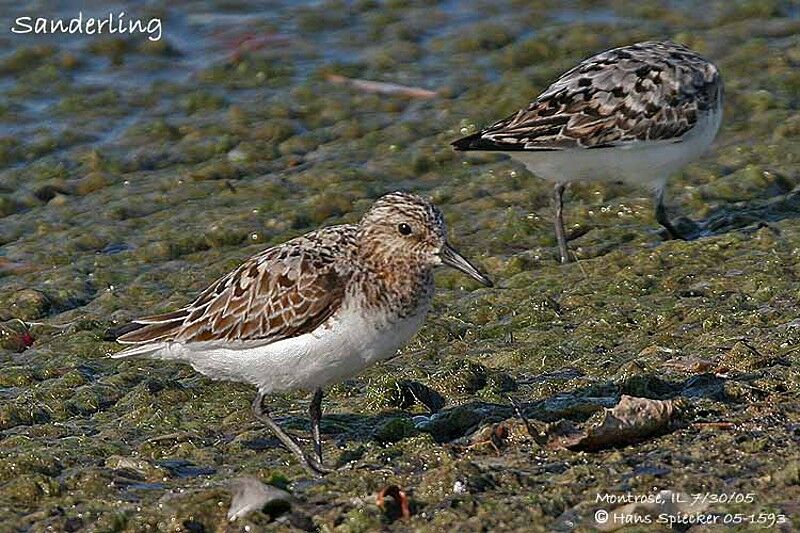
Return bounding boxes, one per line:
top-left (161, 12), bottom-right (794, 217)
top-left (309, 388), bottom-right (324, 464)
top-left (553, 183), bottom-right (570, 263)
top-left (252, 392), bottom-right (333, 477)
top-left (654, 188), bottom-right (683, 240)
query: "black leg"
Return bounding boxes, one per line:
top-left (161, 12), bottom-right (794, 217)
top-left (654, 189), bottom-right (683, 240)
top-left (553, 183), bottom-right (570, 263)
top-left (309, 388), bottom-right (324, 464)
top-left (252, 392), bottom-right (333, 477)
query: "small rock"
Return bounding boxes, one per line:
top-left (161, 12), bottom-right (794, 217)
top-left (0, 289), bottom-right (51, 321)
top-left (228, 477), bottom-right (292, 521)
top-left (105, 455), bottom-right (165, 481)
top-left (374, 417), bottom-right (418, 444)
top-left (423, 404), bottom-right (484, 442)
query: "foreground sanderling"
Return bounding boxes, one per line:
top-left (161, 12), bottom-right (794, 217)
top-left (113, 191), bottom-right (492, 475)
top-left (453, 40), bottom-right (723, 263)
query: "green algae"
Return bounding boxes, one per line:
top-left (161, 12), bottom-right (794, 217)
top-left (0, 0), bottom-right (799, 530)
top-left (373, 417), bottom-right (418, 444)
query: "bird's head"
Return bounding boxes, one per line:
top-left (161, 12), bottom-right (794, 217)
top-left (357, 191), bottom-right (492, 286)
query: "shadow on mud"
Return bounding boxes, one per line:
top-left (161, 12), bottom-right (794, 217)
top-left (252, 370), bottom-right (737, 453)
top-left (670, 185), bottom-right (800, 240)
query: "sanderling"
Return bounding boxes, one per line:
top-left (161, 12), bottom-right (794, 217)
top-left (452, 40), bottom-right (723, 263)
top-left (112, 191), bottom-right (492, 475)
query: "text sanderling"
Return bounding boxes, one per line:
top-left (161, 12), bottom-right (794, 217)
top-left (11, 12), bottom-right (162, 42)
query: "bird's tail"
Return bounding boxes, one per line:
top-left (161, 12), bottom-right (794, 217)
top-left (451, 131), bottom-right (522, 152)
top-left (106, 311), bottom-right (188, 360)
top-left (451, 131), bottom-right (485, 151)
top-left (111, 342), bottom-right (166, 359)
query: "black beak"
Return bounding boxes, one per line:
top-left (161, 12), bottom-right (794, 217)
top-left (439, 243), bottom-right (493, 287)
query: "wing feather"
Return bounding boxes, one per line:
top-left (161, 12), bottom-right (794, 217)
top-left (117, 225), bottom-right (356, 347)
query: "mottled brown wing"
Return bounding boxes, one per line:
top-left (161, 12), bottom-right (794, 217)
top-left (117, 226), bottom-right (356, 346)
top-left (453, 41), bottom-right (721, 151)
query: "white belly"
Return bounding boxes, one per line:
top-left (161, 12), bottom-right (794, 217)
top-left (166, 304), bottom-right (429, 393)
top-left (509, 109), bottom-right (722, 191)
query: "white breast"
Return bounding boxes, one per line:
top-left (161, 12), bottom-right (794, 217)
top-left (509, 108), bottom-right (722, 191)
top-left (165, 302), bottom-right (429, 394)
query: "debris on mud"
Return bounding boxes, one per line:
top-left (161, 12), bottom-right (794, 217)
top-left (227, 477), bottom-right (292, 522)
top-left (545, 395), bottom-right (682, 451)
top-left (376, 484), bottom-right (411, 521)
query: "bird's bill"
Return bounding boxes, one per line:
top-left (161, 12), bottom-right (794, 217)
top-left (439, 244), bottom-right (493, 287)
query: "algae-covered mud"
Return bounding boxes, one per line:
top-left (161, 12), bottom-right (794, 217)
top-left (1, 0), bottom-right (800, 530)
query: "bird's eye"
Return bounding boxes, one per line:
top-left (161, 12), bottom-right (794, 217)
top-left (397, 223), bottom-right (412, 236)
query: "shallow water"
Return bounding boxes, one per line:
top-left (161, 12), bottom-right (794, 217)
top-left (1, 0), bottom-right (799, 530)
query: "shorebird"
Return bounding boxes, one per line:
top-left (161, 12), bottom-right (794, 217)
top-left (112, 192), bottom-right (492, 475)
top-left (452, 40), bottom-right (723, 263)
